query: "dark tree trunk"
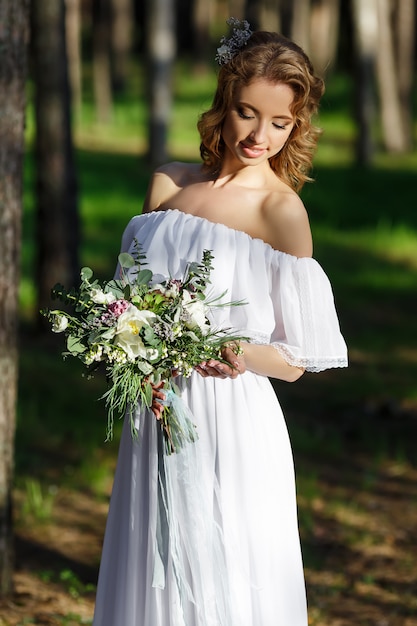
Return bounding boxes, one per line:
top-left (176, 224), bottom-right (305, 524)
top-left (66, 0), bottom-right (82, 118)
top-left (246, 0), bottom-right (282, 32)
top-left (228, 0), bottom-right (246, 20)
top-left (351, 0), bottom-right (378, 165)
top-left (110, 0), bottom-right (134, 93)
top-left (394, 0), bottom-right (414, 150)
top-left (31, 0), bottom-right (80, 317)
top-left (0, 0), bottom-right (30, 597)
top-left (93, 0), bottom-right (113, 122)
top-left (146, 0), bottom-right (176, 167)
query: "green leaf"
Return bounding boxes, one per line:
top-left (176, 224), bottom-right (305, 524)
top-left (67, 335), bottom-right (87, 354)
top-left (136, 269), bottom-right (153, 285)
top-left (124, 284), bottom-right (131, 300)
top-left (142, 381), bottom-right (153, 408)
top-left (118, 253), bottom-right (136, 268)
top-left (137, 360), bottom-right (154, 375)
top-left (143, 326), bottom-right (161, 347)
top-left (105, 280), bottom-right (124, 299)
top-left (80, 267), bottom-right (93, 281)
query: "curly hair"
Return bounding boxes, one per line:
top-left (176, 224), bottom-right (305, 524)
top-left (197, 31), bottom-right (325, 192)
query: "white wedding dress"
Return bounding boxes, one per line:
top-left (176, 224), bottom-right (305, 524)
top-left (92, 209), bottom-right (347, 626)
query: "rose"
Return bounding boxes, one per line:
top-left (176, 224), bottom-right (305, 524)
top-left (90, 288), bottom-right (116, 305)
top-left (51, 313), bottom-right (68, 333)
top-left (114, 305), bottom-right (157, 361)
top-left (108, 299), bottom-right (130, 317)
top-left (181, 291), bottom-right (209, 334)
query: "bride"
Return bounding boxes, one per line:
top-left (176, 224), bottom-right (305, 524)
top-left (93, 20), bottom-right (347, 626)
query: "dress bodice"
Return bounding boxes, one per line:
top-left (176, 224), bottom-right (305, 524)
top-left (117, 209), bottom-right (347, 372)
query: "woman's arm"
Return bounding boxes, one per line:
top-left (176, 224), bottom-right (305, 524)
top-left (195, 342), bottom-right (304, 382)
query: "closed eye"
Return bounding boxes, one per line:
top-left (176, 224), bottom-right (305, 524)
top-left (237, 107), bottom-right (254, 120)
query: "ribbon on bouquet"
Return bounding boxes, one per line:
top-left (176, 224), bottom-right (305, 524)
top-left (151, 390), bottom-right (231, 625)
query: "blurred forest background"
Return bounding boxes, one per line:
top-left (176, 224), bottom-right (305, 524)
top-left (0, 0), bottom-right (417, 624)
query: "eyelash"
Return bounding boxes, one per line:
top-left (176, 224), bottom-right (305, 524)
top-left (237, 108), bottom-right (287, 130)
top-left (237, 108), bottom-right (253, 120)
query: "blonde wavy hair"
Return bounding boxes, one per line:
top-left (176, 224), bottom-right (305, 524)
top-left (197, 31), bottom-right (325, 192)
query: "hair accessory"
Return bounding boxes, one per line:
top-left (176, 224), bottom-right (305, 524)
top-left (215, 17), bottom-right (252, 66)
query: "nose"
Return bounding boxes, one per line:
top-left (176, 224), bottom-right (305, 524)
top-left (249, 120), bottom-right (267, 144)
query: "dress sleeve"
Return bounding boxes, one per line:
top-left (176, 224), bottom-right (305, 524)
top-left (270, 255), bottom-right (348, 372)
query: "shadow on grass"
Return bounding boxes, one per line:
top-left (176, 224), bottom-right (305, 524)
top-left (15, 536), bottom-right (98, 588)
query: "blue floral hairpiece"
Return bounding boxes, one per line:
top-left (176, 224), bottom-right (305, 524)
top-left (215, 17), bottom-right (252, 66)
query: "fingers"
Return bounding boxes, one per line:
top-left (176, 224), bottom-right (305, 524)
top-left (151, 381), bottom-right (166, 419)
top-left (195, 356), bottom-right (244, 379)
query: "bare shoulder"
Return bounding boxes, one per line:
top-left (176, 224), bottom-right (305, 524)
top-left (143, 162), bottom-right (203, 213)
top-left (262, 190), bottom-right (313, 257)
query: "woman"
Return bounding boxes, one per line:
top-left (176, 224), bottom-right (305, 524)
top-left (93, 21), bottom-right (348, 626)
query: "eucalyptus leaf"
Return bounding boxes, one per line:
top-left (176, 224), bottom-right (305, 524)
top-left (143, 326), bottom-right (160, 346)
top-left (67, 335), bottom-right (87, 354)
top-left (136, 269), bottom-right (153, 285)
top-left (81, 267), bottom-right (93, 281)
top-left (137, 360), bottom-right (154, 375)
top-left (118, 252), bottom-right (136, 268)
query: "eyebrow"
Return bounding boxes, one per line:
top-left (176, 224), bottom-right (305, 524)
top-left (237, 101), bottom-right (293, 121)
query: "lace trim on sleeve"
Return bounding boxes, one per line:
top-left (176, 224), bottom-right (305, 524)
top-left (235, 331), bottom-right (348, 372)
top-left (272, 342), bottom-right (348, 373)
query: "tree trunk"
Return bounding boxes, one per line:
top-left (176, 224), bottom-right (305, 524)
top-left (290, 0), bottom-right (311, 53)
top-left (110, 0), bottom-right (134, 93)
top-left (351, 0), bottom-right (378, 165)
top-left (31, 0), bottom-right (80, 316)
top-left (146, 0), bottom-right (176, 167)
top-left (65, 0), bottom-right (82, 118)
top-left (93, 0), bottom-right (113, 122)
top-left (376, 0), bottom-right (407, 152)
top-left (394, 0), bottom-right (415, 150)
top-left (192, 0), bottom-right (212, 70)
top-left (246, 0), bottom-right (282, 32)
top-left (309, 0), bottom-right (340, 76)
top-left (228, 0), bottom-right (246, 21)
top-left (0, 0), bottom-right (30, 597)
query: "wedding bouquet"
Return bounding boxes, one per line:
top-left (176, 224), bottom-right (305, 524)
top-left (42, 243), bottom-right (245, 453)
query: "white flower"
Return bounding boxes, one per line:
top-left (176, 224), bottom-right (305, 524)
top-left (51, 313), bottom-right (68, 333)
top-left (146, 348), bottom-right (159, 362)
top-left (114, 305), bottom-right (157, 361)
top-left (90, 288), bottom-right (116, 305)
top-left (181, 291), bottom-right (209, 334)
top-left (152, 282), bottom-right (179, 299)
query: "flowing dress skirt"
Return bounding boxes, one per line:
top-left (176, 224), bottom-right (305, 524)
top-left (93, 371), bottom-right (308, 626)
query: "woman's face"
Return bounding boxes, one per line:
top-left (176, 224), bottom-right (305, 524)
top-left (221, 78), bottom-right (295, 167)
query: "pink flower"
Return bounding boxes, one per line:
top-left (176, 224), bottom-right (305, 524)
top-left (108, 299), bottom-right (130, 317)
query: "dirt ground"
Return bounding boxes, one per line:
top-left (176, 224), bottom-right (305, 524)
top-left (1, 451), bottom-right (416, 626)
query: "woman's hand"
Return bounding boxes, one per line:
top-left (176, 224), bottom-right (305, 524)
top-left (195, 344), bottom-right (246, 379)
top-left (150, 380), bottom-right (167, 420)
